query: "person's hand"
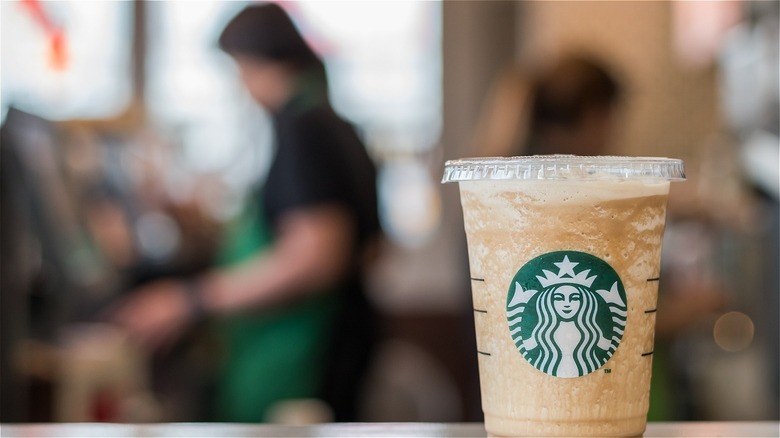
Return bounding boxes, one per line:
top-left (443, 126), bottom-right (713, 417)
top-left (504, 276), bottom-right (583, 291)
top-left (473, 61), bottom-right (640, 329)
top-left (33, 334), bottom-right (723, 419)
top-left (112, 279), bottom-right (195, 349)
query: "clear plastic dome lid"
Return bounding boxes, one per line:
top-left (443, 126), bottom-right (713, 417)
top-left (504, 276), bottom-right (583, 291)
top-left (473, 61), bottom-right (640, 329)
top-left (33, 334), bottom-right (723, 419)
top-left (442, 155), bottom-right (686, 183)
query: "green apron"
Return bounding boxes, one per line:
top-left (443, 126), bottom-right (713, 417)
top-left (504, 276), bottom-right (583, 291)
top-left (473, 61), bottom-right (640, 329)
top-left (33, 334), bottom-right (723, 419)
top-left (212, 194), bottom-right (338, 422)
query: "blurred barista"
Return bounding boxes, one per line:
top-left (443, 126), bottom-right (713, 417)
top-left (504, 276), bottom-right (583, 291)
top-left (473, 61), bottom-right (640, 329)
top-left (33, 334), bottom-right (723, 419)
top-left (114, 3), bottom-right (381, 422)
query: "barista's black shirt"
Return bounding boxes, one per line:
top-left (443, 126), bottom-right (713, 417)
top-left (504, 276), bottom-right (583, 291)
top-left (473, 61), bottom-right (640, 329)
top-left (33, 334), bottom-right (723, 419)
top-left (263, 99), bottom-right (380, 255)
top-left (261, 94), bottom-right (380, 421)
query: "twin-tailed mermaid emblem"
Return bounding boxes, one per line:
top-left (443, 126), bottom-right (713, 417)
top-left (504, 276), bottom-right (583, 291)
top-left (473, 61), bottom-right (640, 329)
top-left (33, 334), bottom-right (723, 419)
top-left (507, 251), bottom-right (627, 377)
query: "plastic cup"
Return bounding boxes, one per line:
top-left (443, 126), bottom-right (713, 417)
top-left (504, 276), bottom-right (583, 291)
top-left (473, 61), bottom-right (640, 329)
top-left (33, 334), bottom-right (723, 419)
top-left (442, 156), bottom-right (685, 437)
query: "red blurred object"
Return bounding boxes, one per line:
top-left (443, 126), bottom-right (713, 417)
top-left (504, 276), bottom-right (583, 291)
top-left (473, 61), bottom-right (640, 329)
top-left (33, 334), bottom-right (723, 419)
top-left (20, 0), bottom-right (69, 70)
top-left (91, 387), bottom-right (120, 422)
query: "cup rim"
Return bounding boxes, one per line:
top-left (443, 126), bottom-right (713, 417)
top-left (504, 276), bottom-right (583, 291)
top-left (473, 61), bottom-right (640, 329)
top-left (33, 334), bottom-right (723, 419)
top-left (442, 155), bottom-right (686, 183)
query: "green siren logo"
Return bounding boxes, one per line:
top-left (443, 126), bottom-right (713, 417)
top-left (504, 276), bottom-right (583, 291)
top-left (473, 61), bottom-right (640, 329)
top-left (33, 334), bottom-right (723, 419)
top-left (506, 251), bottom-right (627, 377)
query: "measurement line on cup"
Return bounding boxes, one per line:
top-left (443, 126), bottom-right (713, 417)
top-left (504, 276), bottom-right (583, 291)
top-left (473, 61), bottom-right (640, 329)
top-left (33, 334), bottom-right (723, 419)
top-left (646, 277), bottom-right (660, 282)
top-left (470, 277), bottom-right (485, 282)
top-left (474, 308), bottom-right (488, 314)
top-left (644, 309), bottom-right (657, 314)
top-left (641, 351), bottom-right (654, 357)
top-left (477, 350), bottom-right (492, 356)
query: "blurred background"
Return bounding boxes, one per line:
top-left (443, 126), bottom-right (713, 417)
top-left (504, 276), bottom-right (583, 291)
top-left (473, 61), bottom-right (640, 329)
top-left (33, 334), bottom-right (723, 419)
top-left (1, 0), bottom-right (777, 424)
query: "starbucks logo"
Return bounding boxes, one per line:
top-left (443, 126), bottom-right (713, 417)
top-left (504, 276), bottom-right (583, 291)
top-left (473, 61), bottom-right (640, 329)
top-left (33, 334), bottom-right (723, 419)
top-left (506, 251), bottom-right (627, 377)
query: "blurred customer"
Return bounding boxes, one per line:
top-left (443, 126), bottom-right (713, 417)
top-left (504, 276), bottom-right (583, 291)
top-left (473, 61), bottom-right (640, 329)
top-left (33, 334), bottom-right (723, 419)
top-left (470, 55), bottom-right (622, 157)
top-left (472, 54), bottom-right (728, 419)
top-left (524, 55), bottom-right (622, 156)
top-left (114, 3), bottom-right (381, 423)
top-left (531, 57), bottom-right (726, 420)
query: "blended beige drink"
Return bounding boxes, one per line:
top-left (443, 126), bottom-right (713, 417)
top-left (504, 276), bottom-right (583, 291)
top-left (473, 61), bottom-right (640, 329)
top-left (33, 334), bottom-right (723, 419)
top-left (443, 156), bottom-right (685, 437)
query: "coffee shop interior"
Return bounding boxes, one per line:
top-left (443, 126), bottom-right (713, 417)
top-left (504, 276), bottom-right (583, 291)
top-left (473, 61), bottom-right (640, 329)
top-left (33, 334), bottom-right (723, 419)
top-left (1, 0), bottom-right (778, 425)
